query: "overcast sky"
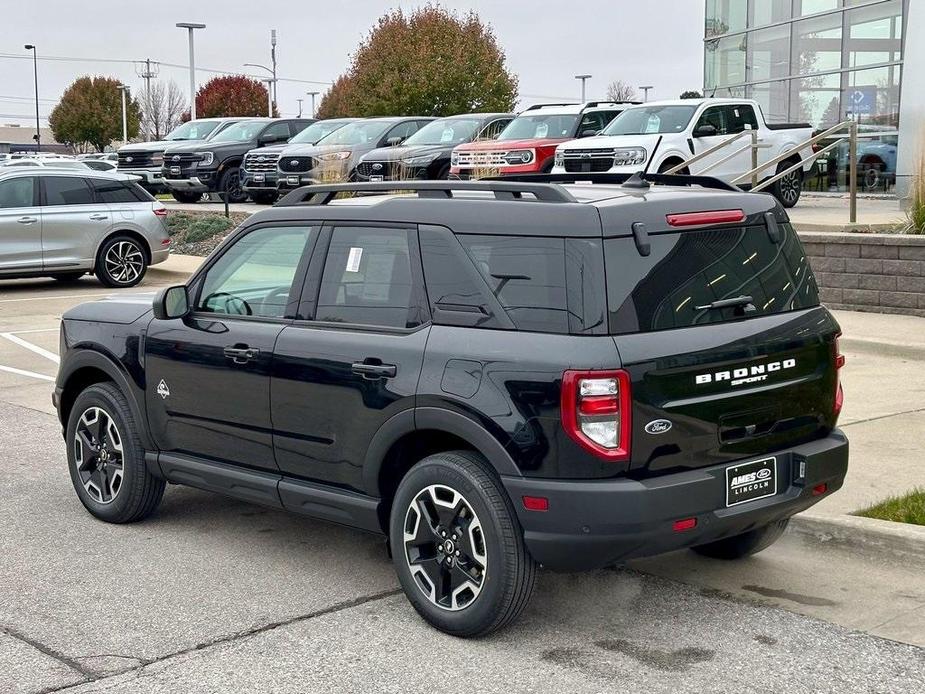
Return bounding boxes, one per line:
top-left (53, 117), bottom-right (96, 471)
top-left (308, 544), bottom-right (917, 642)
top-left (2, 0), bottom-right (705, 127)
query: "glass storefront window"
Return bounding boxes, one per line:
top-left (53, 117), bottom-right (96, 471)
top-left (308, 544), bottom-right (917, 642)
top-left (847, 0), bottom-right (903, 68)
top-left (795, 0), bottom-right (840, 17)
top-left (793, 72), bottom-right (842, 128)
top-left (748, 23), bottom-right (791, 81)
top-left (845, 64), bottom-right (901, 128)
top-left (750, 0), bottom-right (792, 28)
top-left (795, 12), bottom-right (843, 75)
top-left (748, 80), bottom-right (790, 123)
top-left (706, 0), bottom-right (747, 37)
top-left (705, 34), bottom-right (747, 88)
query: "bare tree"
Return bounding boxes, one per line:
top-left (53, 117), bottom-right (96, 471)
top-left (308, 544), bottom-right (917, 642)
top-left (140, 80), bottom-right (187, 141)
top-left (606, 80), bottom-right (637, 103)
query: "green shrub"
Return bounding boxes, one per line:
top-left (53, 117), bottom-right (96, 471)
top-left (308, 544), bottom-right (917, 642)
top-left (907, 151), bottom-right (925, 235)
top-left (184, 215), bottom-right (233, 243)
top-left (856, 488), bottom-right (925, 525)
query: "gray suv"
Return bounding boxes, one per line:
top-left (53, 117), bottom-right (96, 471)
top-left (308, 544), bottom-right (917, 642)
top-left (0, 169), bottom-right (170, 287)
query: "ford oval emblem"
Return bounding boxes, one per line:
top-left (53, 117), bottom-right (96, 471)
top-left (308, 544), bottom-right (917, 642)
top-left (372, 163), bottom-right (383, 171)
top-left (644, 419), bottom-right (673, 435)
top-left (172, 155), bottom-right (180, 162)
top-left (125, 156), bottom-right (133, 162)
top-left (290, 159), bottom-right (299, 166)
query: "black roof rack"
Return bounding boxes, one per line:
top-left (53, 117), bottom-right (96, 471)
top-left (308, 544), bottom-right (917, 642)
top-left (523, 102), bottom-right (579, 111)
top-left (583, 101), bottom-right (642, 108)
top-left (481, 172), bottom-right (741, 193)
top-left (276, 180), bottom-right (578, 206)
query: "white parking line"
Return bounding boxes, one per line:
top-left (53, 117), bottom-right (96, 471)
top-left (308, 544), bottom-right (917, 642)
top-left (6, 327), bottom-right (60, 335)
top-left (0, 364), bottom-right (55, 382)
top-left (0, 333), bottom-right (60, 364)
top-left (0, 293), bottom-right (109, 304)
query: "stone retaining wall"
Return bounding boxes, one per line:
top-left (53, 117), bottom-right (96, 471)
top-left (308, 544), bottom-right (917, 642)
top-left (798, 231), bottom-right (925, 317)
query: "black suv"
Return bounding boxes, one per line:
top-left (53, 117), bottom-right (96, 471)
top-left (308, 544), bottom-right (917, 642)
top-left (54, 173), bottom-right (848, 637)
top-left (162, 118), bottom-right (313, 204)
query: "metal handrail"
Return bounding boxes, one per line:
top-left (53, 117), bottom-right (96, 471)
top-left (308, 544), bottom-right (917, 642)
top-left (664, 129), bottom-right (754, 175)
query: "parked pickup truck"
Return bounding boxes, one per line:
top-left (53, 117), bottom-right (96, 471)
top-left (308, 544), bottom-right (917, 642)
top-left (553, 98), bottom-right (813, 207)
top-left (117, 118), bottom-right (244, 194)
top-left (162, 118), bottom-right (313, 203)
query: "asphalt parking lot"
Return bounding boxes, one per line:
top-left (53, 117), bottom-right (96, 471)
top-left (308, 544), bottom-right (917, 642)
top-left (2, 269), bottom-right (924, 694)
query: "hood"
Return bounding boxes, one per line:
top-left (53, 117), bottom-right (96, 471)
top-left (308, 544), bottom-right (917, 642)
top-left (279, 142), bottom-right (371, 158)
top-left (119, 139), bottom-right (206, 153)
top-left (164, 140), bottom-right (252, 154)
top-left (63, 293), bottom-right (155, 325)
top-left (455, 137), bottom-right (568, 152)
top-left (361, 143), bottom-right (449, 163)
top-left (244, 144), bottom-right (289, 157)
top-left (559, 133), bottom-right (663, 152)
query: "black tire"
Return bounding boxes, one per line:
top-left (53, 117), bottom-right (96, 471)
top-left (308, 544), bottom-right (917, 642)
top-left (51, 272), bottom-right (85, 282)
top-left (220, 167), bottom-right (248, 204)
top-left (94, 235), bottom-right (148, 288)
top-left (249, 190), bottom-right (278, 205)
top-left (770, 161), bottom-right (802, 208)
top-left (691, 518), bottom-right (790, 560)
top-left (66, 382), bottom-right (165, 524)
top-left (658, 160), bottom-right (689, 175)
top-left (389, 450), bottom-right (537, 637)
top-left (435, 163), bottom-right (451, 180)
top-left (171, 191), bottom-right (202, 204)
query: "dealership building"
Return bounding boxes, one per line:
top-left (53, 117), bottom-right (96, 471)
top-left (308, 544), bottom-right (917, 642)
top-left (703, 0), bottom-right (922, 198)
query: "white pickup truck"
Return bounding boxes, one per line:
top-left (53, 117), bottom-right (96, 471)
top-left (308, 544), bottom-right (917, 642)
top-left (552, 98), bottom-right (814, 207)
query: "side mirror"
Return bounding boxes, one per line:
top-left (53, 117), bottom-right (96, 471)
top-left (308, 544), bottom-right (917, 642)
top-left (153, 285), bottom-right (190, 320)
top-left (693, 124), bottom-right (718, 137)
top-left (387, 136), bottom-right (404, 146)
top-left (580, 129), bottom-right (598, 138)
top-left (259, 134), bottom-right (284, 146)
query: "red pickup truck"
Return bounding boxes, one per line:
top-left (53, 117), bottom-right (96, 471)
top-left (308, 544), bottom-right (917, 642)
top-left (449, 101), bottom-right (635, 178)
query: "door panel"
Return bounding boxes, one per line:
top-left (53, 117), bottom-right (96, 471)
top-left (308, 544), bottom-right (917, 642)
top-left (0, 176), bottom-right (42, 274)
top-left (40, 175), bottom-right (109, 270)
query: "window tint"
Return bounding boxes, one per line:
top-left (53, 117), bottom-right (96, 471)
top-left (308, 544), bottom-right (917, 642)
top-left (385, 121), bottom-right (419, 144)
top-left (725, 104), bottom-right (759, 133)
top-left (43, 176), bottom-right (94, 206)
top-left (316, 226), bottom-right (424, 328)
top-left (262, 121), bottom-right (292, 141)
top-left (91, 178), bottom-right (145, 203)
top-left (457, 235), bottom-right (569, 334)
top-left (605, 224), bottom-right (820, 334)
top-left (580, 110), bottom-right (619, 133)
top-left (696, 106), bottom-right (728, 135)
top-left (0, 177), bottom-right (35, 208)
top-left (477, 118), bottom-right (512, 140)
top-left (197, 226), bottom-right (313, 319)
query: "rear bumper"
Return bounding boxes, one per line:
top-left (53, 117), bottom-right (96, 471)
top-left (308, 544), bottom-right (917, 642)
top-left (501, 430), bottom-right (849, 571)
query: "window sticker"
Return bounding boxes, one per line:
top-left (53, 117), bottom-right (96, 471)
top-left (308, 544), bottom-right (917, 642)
top-left (535, 123), bottom-right (549, 138)
top-left (441, 127), bottom-right (455, 143)
top-left (645, 115), bottom-right (661, 133)
top-left (346, 247), bottom-right (363, 273)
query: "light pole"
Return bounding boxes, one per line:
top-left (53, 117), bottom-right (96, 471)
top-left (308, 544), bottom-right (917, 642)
top-left (270, 29), bottom-right (278, 108)
top-left (117, 85), bottom-right (130, 146)
top-left (23, 45), bottom-right (40, 152)
top-left (306, 91), bottom-right (319, 118)
top-left (639, 85), bottom-right (654, 102)
top-left (176, 23), bottom-right (206, 120)
top-left (244, 64), bottom-right (276, 116)
top-left (574, 74), bottom-right (592, 103)
top-left (296, 98), bottom-right (303, 117)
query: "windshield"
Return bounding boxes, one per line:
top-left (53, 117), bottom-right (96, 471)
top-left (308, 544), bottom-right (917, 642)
top-left (317, 120), bottom-right (392, 146)
top-left (166, 119), bottom-right (222, 141)
top-left (289, 120), bottom-right (353, 145)
top-left (603, 105), bottom-right (697, 135)
top-left (208, 120), bottom-right (271, 143)
top-left (404, 118), bottom-right (482, 146)
top-left (498, 114), bottom-right (579, 141)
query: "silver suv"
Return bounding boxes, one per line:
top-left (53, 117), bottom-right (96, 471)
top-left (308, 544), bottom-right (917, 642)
top-left (0, 169), bottom-right (170, 287)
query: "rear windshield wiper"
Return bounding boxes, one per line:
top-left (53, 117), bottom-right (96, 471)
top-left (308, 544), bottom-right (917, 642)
top-left (695, 295), bottom-right (756, 313)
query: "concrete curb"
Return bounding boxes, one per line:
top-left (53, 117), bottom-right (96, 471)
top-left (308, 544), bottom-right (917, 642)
top-left (840, 336), bottom-right (925, 361)
top-left (790, 512), bottom-right (925, 565)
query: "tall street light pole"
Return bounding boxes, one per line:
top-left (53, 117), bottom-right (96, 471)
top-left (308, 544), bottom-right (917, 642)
top-left (639, 85), bottom-right (654, 102)
top-left (244, 64), bottom-right (276, 116)
top-left (270, 29), bottom-right (278, 109)
top-left (575, 74), bottom-right (592, 103)
top-left (24, 45), bottom-right (40, 152)
top-left (118, 85), bottom-right (130, 146)
top-left (296, 98), bottom-right (303, 118)
top-left (176, 23), bottom-right (206, 120)
top-left (306, 91), bottom-right (319, 118)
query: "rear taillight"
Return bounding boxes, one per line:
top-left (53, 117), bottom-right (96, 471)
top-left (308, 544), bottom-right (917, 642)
top-left (153, 207), bottom-right (168, 217)
top-left (561, 370), bottom-right (631, 462)
top-left (666, 209), bottom-right (746, 227)
top-left (833, 332), bottom-right (845, 419)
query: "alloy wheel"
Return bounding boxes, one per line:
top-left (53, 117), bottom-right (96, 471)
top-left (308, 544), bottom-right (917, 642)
top-left (73, 406), bottom-right (124, 505)
top-left (403, 484), bottom-right (487, 611)
top-left (779, 171), bottom-right (801, 205)
top-left (104, 241), bottom-right (144, 285)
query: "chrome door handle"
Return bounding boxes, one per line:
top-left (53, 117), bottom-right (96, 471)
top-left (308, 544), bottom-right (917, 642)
top-left (351, 360), bottom-right (397, 379)
top-left (89, 213), bottom-right (108, 221)
top-left (17, 216), bottom-right (37, 224)
top-left (223, 345), bottom-right (260, 364)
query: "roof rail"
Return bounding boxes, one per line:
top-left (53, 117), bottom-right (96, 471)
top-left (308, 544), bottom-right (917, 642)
top-left (481, 172), bottom-right (740, 193)
top-left (275, 180), bottom-right (578, 206)
top-left (583, 101), bottom-right (642, 108)
top-left (523, 103), bottom-right (579, 111)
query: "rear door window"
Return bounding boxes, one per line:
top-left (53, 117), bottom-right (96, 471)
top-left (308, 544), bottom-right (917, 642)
top-left (42, 176), bottom-right (95, 206)
top-left (91, 178), bottom-right (145, 203)
top-left (605, 223), bottom-right (819, 334)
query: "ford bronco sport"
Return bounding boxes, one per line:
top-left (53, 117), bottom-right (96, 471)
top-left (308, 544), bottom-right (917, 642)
top-left (55, 173), bottom-right (848, 637)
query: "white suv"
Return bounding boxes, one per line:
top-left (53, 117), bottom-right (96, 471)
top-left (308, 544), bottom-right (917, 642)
top-left (0, 169), bottom-right (170, 287)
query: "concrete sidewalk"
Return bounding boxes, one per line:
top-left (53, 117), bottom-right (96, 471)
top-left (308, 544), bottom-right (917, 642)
top-left (790, 193), bottom-right (906, 232)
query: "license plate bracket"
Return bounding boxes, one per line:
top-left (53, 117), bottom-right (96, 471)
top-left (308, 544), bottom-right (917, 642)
top-left (287, 175), bottom-right (300, 186)
top-left (254, 173), bottom-right (265, 183)
top-left (725, 456), bottom-right (777, 507)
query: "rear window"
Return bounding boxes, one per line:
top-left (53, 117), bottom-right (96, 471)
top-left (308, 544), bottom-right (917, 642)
top-left (605, 223), bottom-right (819, 334)
top-left (91, 178), bottom-right (151, 203)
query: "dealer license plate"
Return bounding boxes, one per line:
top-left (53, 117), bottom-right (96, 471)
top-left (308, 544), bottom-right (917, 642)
top-left (254, 174), bottom-right (265, 183)
top-left (725, 457), bottom-right (777, 507)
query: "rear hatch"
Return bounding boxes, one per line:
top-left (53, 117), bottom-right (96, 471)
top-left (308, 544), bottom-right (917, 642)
top-left (604, 204), bottom-right (841, 477)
